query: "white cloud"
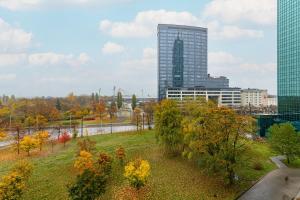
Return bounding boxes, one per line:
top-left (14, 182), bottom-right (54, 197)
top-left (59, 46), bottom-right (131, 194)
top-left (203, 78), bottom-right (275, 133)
top-left (208, 50), bottom-right (276, 93)
top-left (0, 74), bottom-right (17, 81)
top-left (100, 10), bottom-right (202, 38)
top-left (39, 76), bottom-right (76, 83)
top-left (0, 53), bottom-right (27, 66)
top-left (102, 42), bottom-right (125, 54)
top-left (100, 10), bottom-right (264, 40)
top-left (0, 18), bottom-right (32, 52)
top-left (0, 0), bottom-right (132, 10)
top-left (121, 48), bottom-right (156, 70)
top-left (203, 0), bottom-right (276, 26)
top-left (0, 52), bottom-right (91, 67)
top-left (208, 51), bottom-right (241, 65)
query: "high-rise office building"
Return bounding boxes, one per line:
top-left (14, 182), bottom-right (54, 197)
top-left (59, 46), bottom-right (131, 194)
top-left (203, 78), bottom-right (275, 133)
top-left (157, 24), bottom-right (229, 100)
top-left (278, 1), bottom-right (300, 120)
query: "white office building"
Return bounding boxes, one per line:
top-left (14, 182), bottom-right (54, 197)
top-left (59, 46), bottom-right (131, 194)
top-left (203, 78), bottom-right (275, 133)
top-left (241, 89), bottom-right (268, 107)
top-left (166, 87), bottom-right (241, 107)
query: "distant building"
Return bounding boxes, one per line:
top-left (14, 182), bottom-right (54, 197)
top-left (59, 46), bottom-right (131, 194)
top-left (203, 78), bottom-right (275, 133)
top-left (157, 24), bottom-right (229, 100)
top-left (241, 89), bottom-right (268, 107)
top-left (166, 87), bottom-right (241, 107)
top-left (267, 95), bottom-right (277, 107)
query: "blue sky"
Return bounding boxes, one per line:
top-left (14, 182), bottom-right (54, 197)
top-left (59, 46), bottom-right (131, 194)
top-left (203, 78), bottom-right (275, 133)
top-left (0, 0), bottom-right (276, 97)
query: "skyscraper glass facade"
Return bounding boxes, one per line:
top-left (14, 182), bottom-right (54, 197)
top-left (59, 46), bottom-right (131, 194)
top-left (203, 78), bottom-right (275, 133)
top-left (158, 24), bottom-right (208, 100)
top-left (278, 0), bottom-right (300, 120)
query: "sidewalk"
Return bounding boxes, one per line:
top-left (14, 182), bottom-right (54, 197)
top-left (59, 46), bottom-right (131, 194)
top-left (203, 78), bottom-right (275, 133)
top-left (238, 156), bottom-right (300, 200)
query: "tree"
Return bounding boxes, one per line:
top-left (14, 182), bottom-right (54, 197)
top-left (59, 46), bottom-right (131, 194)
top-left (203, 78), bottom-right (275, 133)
top-left (131, 94), bottom-right (137, 111)
top-left (55, 98), bottom-right (62, 111)
top-left (154, 100), bottom-right (182, 154)
top-left (144, 101), bottom-right (156, 130)
top-left (74, 151), bottom-right (94, 173)
top-left (181, 100), bottom-right (254, 185)
top-left (24, 116), bottom-right (35, 134)
top-left (20, 136), bottom-right (38, 156)
top-left (68, 169), bottom-right (107, 200)
top-left (117, 91), bottom-right (123, 109)
top-left (124, 159), bottom-right (151, 190)
top-left (95, 93), bottom-right (99, 103)
top-left (58, 132), bottom-right (71, 147)
top-left (35, 114), bottom-right (48, 130)
top-left (34, 131), bottom-right (50, 151)
top-left (0, 161), bottom-right (33, 200)
top-left (133, 108), bottom-right (142, 132)
top-left (268, 123), bottom-right (300, 163)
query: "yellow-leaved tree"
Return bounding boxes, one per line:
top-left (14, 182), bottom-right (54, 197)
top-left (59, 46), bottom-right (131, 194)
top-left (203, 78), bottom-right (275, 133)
top-left (124, 158), bottom-right (150, 189)
top-left (20, 136), bottom-right (38, 156)
top-left (74, 151), bottom-right (94, 173)
top-left (34, 131), bottom-right (50, 151)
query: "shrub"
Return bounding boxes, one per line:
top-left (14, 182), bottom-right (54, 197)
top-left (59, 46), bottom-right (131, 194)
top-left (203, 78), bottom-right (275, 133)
top-left (0, 161), bottom-right (33, 200)
top-left (97, 152), bottom-right (112, 175)
top-left (58, 132), bottom-right (71, 147)
top-left (74, 151), bottom-right (94, 173)
top-left (20, 136), bottom-right (38, 156)
top-left (124, 159), bottom-right (150, 190)
top-left (0, 131), bottom-right (7, 141)
top-left (77, 138), bottom-right (96, 154)
top-left (115, 147), bottom-right (126, 164)
top-left (68, 169), bottom-right (107, 200)
top-left (253, 161), bottom-right (264, 171)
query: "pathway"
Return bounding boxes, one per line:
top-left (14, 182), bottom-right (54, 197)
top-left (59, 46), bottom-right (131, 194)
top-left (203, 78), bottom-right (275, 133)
top-left (238, 156), bottom-right (300, 200)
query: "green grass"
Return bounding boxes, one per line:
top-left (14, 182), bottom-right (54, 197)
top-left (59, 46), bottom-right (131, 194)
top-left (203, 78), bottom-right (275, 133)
top-left (283, 158), bottom-right (300, 168)
top-left (0, 131), bottom-right (276, 200)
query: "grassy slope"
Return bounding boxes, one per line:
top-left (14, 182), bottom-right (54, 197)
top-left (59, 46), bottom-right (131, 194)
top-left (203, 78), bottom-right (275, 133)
top-left (0, 131), bottom-right (276, 200)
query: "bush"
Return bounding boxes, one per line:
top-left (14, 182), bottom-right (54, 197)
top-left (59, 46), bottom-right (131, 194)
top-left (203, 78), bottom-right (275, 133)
top-left (68, 169), bottom-right (107, 200)
top-left (124, 159), bottom-right (150, 190)
top-left (97, 152), bottom-right (112, 175)
top-left (253, 161), bottom-right (264, 171)
top-left (77, 138), bottom-right (96, 154)
top-left (115, 147), bottom-right (126, 164)
top-left (20, 136), bottom-right (38, 156)
top-left (58, 132), bottom-right (71, 147)
top-left (0, 161), bottom-right (33, 200)
top-left (74, 151), bottom-right (94, 173)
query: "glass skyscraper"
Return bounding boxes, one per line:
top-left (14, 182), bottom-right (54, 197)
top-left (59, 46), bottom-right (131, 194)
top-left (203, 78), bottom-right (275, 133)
top-left (278, 0), bottom-right (300, 120)
top-left (158, 24), bottom-right (229, 100)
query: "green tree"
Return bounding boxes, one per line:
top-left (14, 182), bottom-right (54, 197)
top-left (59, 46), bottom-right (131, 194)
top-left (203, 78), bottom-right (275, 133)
top-left (268, 123), bottom-right (300, 163)
top-left (154, 100), bottom-right (182, 155)
top-left (131, 94), bottom-right (137, 111)
top-left (55, 98), bottom-right (62, 111)
top-left (117, 91), bottom-right (123, 109)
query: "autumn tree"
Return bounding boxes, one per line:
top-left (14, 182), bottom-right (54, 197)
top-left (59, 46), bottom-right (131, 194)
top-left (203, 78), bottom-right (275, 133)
top-left (144, 101), bottom-right (156, 130)
top-left (154, 100), bottom-right (182, 155)
top-left (117, 91), bottom-right (123, 109)
top-left (35, 114), bottom-right (48, 130)
top-left (268, 123), bottom-right (300, 163)
top-left (131, 94), bottom-right (137, 111)
top-left (34, 131), bottom-right (50, 151)
top-left (182, 100), bottom-right (254, 185)
top-left (58, 132), bottom-right (71, 147)
top-left (133, 108), bottom-right (142, 132)
top-left (20, 136), bottom-right (38, 156)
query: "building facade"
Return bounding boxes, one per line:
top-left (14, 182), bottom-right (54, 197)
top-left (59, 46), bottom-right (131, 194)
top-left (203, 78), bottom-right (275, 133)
top-left (278, 1), bottom-right (300, 120)
top-left (158, 24), bottom-right (229, 100)
top-left (267, 95), bottom-right (278, 107)
top-left (166, 87), bottom-right (241, 107)
top-left (241, 89), bottom-right (268, 107)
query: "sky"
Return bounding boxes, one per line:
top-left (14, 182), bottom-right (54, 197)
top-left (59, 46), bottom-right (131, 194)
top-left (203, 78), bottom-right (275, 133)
top-left (0, 0), bottom-right (277, 97)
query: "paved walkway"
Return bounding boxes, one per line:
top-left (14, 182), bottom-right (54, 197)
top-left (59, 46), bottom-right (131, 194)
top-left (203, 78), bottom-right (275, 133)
top-left (238, 156), bottom-right (300, 200)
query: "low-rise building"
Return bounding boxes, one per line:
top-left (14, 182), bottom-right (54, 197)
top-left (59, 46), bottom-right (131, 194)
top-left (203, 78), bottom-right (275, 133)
top-left (241, 89), bottom-right (268, 107)
top-left (166, 87), bottom-right (241, 107)
top-left (267, 95), bottom-right (277, 107)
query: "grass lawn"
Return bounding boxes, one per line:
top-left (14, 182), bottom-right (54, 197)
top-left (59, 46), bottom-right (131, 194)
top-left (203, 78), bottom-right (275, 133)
top-left (0, 131), bottom-right (276, 200)
top-left (283, 158), bottom-right (300, 168)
